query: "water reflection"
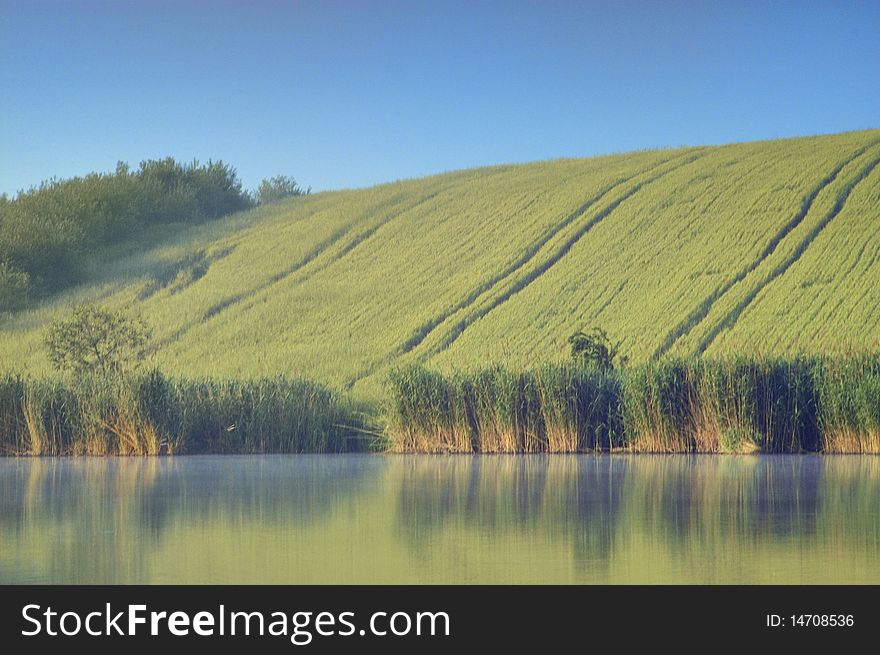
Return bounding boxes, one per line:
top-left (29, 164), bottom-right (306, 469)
top-left (394, 457), bottom-right (623, 564)
top-left (0, 456), bottom-right (381, 583)
top-left (1, 455), bottom-right (878, 583)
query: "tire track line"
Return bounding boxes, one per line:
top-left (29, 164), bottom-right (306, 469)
top-left (201, 190), bottom-right (441, 321)
top-left (342, 152), bottom-right (704, 389)
top-left (653, 141), bottom-right (880, 359)
top-left (153, 192), bottom-right (422, 349)
top-left (398, 154), bottom-right (691, 354)
top-left (696, 151), bottom-right (880, 354)
top-left (207, 164), bottom-right (518, 321)
top-left (421, 151), bottom-right (706, 359)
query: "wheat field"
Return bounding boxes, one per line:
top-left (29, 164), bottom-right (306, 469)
top-left (1, 130), bottom-right (878, 398)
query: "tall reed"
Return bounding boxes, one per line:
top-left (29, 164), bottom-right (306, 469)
top-left (620, 357), bottom-right (818, 453)
top-left (4, 355), bottom-right (879, 455)
top-left (814, 354), bottom-right (880, 453)
top-left (387, 364), bottom-right (622, 453)
top-left (0, 370), bottom-right (363, 455)
top-left (386, 355), bottom-right (880, 454)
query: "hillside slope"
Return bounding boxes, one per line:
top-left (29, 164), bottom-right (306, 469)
top-left (1, 130), bottom-right (879, 394)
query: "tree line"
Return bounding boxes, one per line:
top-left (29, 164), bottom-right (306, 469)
top-left (0, 159), bottom-right (307, 311)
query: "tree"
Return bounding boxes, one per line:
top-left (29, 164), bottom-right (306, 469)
top-left (45, 305), bottom-right (152, 375)
top-left (0, 261), bottom-right (30, 312)
top-left (1, 158), bottom-right (256, 309)
top-left (567, 327), bottom-right (627, 371)
top-left (255, 175), bottom-right (309, 205)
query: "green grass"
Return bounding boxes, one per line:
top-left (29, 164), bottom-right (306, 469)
top-left (1, 130), bottom-right (879, 397)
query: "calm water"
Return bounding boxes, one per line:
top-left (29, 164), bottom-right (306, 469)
top-left (1, 455), bottom-right (878, 584)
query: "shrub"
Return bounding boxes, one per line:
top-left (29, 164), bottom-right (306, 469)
top-left (0, 158), bottom-right (254, 301)
top-left (0, 261), bottom-right (29, 312)
top-left (568, 327), bottom-right (627, 370)
top-left (45, 305), bottom-right (152, 376)
top-left (255, 175), bottom-right (309, 205)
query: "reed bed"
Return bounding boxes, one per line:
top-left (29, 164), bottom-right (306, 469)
top-left (3, 355), bottom-right (878, 455)
top-left (0, 371), bottom-right (365, 456)
top-left (386, 355), bottom-right (880, 453)
top-left (814, 354), bottom-right (880, 453)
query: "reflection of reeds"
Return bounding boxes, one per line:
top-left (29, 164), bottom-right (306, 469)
top-left (392, 455), bottom-right (879, 575)
top-left (0, 371), bottom-right (362, 455)
top-left (393, 456), bottom-right (618, 539)
top-left (2, 455), bottom-right (878, 583)
top-left (387, 356), bottom-right (880, 453)
top-left (0, 456), bottom-right (377, 583)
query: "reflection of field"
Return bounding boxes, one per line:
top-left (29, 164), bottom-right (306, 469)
top-left (1, 456), bottom-right (878, 583)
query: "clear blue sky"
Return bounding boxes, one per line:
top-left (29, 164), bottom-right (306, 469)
top-left (2, 0), bottom-right (878, 196)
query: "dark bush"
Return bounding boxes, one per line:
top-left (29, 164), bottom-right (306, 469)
top-left (0, 158), bottom-right (253, 301)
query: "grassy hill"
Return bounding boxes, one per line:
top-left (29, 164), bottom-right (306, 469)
top-left (1, 129), bottom-right (879, 397)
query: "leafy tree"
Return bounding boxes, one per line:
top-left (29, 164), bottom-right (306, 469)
top-left (567, 327), bottom-right (627, 371)
top-left (255, 175), bottom-right (309, 205)
top-left (45, 305), bottom-right (153, 375)
top-left (0, 261), bottom-right (29, 312)
top-left (0, 158), bottom-right (254, 305)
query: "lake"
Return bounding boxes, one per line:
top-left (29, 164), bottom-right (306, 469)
top-left (1, 455), bottom-right (878, 584)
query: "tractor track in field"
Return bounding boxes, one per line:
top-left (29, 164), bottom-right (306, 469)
top-left (419, 150), bottom-right (706, 360)
top-left (340, 151), bottom-right (704, 390)
top-left (151, 191), bottom-right (426, 350)
top-left (695, 150), bottom-right (880, 354)
top-left (653, 140), bottom-right (880, 359)
top-left (398, 151), bottom-right (700, 356)
top-left (274, 189), bottom-right (445, 285)
top-left (153, 166), bottom-right (528, 357)
top-left (199, 190), bottom-right (442, 322)
top-left (197, 164), bottom-right (523, 325)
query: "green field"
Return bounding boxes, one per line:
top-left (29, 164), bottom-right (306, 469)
top-left (1, 129), bottom-right (879, 398)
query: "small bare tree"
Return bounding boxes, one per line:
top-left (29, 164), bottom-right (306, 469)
top-left (45, 305), bottom-right (152, 375)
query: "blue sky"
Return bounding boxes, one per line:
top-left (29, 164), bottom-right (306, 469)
top-left (1, 0), bottom-right (878, 195)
